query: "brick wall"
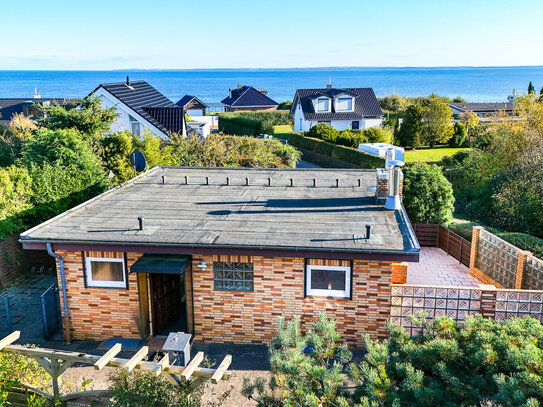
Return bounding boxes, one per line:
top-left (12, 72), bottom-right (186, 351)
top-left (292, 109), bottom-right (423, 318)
top-left (391, 262), bottom-right (407, 284)
top-left (191, 255), bottom-right (393, 347)
top-left (55, 250), bottom-right (395, 346)
top-left (56, 250), bottom-right (143, 341)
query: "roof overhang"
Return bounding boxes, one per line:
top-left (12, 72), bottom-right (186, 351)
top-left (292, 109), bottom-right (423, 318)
top-left (21, 240), bottom-right (419, 263)
top-left (130, 254), bottom-right (190, 275)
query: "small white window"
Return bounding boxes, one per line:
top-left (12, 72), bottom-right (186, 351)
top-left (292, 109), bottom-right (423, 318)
top-left (317, 98), bottom-right (329, 112)
top-left (85, 257), bottom-right (127, 288)
top-left (306, 265), bottom-right (351, 298)
top-left (129, 115), bottom-right (141, 136)
top-left (336, 97), bottom-right (353, 111)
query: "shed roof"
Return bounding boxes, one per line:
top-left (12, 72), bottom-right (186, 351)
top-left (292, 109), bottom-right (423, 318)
top-left (20, 167), bottom-right (418, 259)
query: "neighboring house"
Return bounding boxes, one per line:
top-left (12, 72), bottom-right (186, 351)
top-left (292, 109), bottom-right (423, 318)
top-left (221, 85), bottom-right (278, 112)
top-left (20, 167), bottom-right (419, 347)
top-left (447, 102), bottom-right (514, 118)
top-left (291, 83), bottom-right (384, 132)
top-left (176, 95), bottom-right (208, 116)
top-left (91, 77), bottom-right (186, 138)
top-left (0, 90), bottom-right (77, 125)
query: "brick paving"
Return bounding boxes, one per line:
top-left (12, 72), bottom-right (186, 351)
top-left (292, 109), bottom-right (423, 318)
top-left (407, 247), bottom-right (484, 287)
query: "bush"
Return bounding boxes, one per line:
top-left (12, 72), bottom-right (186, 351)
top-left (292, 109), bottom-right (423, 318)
top-left (1, 352), bottom-right (49, 405)
top-left (306, 123), bottom-right (340, 143)
top-left (403, 163), bottom-right (455, 224)
top-left (288, 133), bottom-right (384, 168)
top-left (218, 112), bottom-right (293, 136)
top-left (108, 369), bottom-right (202, 407)
top-left (0, 166), bottom-right (32, 238)
top-left (495, 232), bottom-right (543, 259)
top-left (172, 135), bottom-right (300, 168)
top-left (363, 127), bottom-right (393, 144)
top-left (353, 315), bottom-right (543, 406)
top-left (449, 122), bottom-right (467, 147)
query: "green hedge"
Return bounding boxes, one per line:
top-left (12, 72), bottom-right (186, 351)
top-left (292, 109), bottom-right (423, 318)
top-left (288, 133), bottom-right (384, 169)
top-left (218, 115), bottom-right (262, 136)
top-left (495, 232), bottom-right (543, 259)
top-left (218, 112), bottom-right (293, 136)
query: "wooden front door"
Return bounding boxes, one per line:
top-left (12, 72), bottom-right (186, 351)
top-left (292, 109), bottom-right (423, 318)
top-left (150, 273), bottom-right (183, 335)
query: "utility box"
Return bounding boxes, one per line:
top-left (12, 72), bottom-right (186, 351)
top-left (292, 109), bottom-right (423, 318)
top-left (162, 332), bottom-right (192, 366)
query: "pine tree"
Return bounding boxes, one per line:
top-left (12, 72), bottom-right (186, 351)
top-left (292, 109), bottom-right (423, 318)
top-left (397, 104), bottom-right (423, 148)
top-left (528, 81), bottom-right (535, 94)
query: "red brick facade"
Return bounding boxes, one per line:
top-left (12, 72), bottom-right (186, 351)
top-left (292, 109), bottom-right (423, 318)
top-left (56, 250), bottom-right (396, 347)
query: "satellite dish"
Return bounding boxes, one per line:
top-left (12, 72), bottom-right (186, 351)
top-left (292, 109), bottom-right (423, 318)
top-left (130, 150), bottom-right (147, 172)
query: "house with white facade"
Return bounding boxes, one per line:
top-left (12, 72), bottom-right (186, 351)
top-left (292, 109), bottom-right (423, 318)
top-left (91, 77), bottom-right (186, 138)
top-left (290, 82), bottom-right (384, 132)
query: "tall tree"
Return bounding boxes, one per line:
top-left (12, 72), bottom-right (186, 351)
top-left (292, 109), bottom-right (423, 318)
top-left (422, 100), bottom-right (454, 147)
top-left (396, 104), bottom-right (423, 148)
top-left (528, 81), bottom-right (536, 94)
top-left (539, 86), bottom-right (543, 101)
top-left (459, 110), bottom-right (480, 142)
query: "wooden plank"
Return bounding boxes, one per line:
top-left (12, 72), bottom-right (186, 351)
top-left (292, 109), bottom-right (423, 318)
top-left (153, 353), bottom-right (170, 376)
top-left (211, 355), bottom-right (232, 384)
top-left (94, 343), bottom-right (122, 370)
top-left (2, 344), bottom-right (232, 380)
top-left (181, 351), bottom-right (204, 381)
top-left (123, 346), bottom-right (149, 373)
top-left (0, 331), bottom-right (20, 351)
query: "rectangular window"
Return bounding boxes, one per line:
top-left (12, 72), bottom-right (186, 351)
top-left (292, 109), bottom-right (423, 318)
top-left (336, 97), bottom-right (353, 111)
top-left (351, 120), bottom-right (360, 130)
top-left (306, 265), bottom-right (351, 298)
top-left (130, 121), bottom-right (141, 137)
top-left (85, 257), bottom-right (127, 288)
top-left (213, 262), bottom-right (254, 291)
top-left (317, 98), bottom-right (329, 112)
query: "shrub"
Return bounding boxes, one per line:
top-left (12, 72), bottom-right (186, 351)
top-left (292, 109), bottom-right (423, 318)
top-left (108, 369), bottom-right (202, 407)
top-left (0, 166), bottom-right (32, 238)
top-left (449, 122), bottom-right (467, 147)
top-left (242, 314), bottom-right (352, 406)
top-left (218, 112), bottom-right (293, 136)
top-left (495, 232), bottom-right (543, 259)
top-left (403, 163), bottom-right (455, 224)
top-left (306, 123), bottom-right (340, 143)
top-left (0, 352), bottom-right (49, 405)
top-left (352, 315), bottom-right (543, 406)
top-left (172, 135), bottom-right (300, 168)
top-left (363, 127), bottom-right (393, 144)
top-left (288, 133), bottom-right (384, 168)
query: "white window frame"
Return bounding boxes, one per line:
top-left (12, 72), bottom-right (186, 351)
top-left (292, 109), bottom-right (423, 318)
top-left (85, 257), bottom-right (127, 289)
top-left (316, 97), bottom-right (330, 112)
top-left (336, 97), bottom-right (354, 112)
top-left (306, 265), bottom-right (351, 298)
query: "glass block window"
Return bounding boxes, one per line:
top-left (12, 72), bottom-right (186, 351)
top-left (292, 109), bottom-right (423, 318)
top-left (213, 262), bottom-right (254, 291)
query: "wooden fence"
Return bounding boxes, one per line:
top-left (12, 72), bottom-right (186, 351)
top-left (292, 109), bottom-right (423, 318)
top-left (412, 223), bottom-right (471, 267)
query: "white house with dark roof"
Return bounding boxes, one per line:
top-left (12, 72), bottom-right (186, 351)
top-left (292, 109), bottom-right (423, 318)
top-left (291, 81), bottom-right (384, 132)
top-left (91, 77), bottom-right (186, 138)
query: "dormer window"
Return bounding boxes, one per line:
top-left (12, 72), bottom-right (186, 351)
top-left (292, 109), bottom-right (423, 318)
top-left (316, 98), bottom-right (330, 112)
top-left (336, 97), bottom-right (354, 111)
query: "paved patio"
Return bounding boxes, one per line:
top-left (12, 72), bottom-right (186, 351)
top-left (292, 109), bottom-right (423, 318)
top-left (407, 247), bottom-right (484, 287)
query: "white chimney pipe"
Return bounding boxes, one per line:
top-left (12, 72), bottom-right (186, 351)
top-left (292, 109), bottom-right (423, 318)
top-left (385, 161), bottom-right (404, 210)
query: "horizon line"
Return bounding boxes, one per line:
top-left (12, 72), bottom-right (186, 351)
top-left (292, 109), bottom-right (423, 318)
top-left (1, 64), bottom-right (543, 72)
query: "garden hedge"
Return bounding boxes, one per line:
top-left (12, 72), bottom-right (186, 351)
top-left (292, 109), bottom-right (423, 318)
top-left (288, 133), bottom-right (384, 169)
top-left (218, 112), bottom-right (293, 136)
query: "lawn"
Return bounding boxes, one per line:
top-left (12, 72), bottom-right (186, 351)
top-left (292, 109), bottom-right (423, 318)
top-left (404, 147), bottom-right (471, 163)
top-left (273, 125), bottom-right (294, 140)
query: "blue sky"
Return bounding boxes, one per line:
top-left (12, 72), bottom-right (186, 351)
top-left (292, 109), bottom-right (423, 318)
top-left (1, 0), bottom-right (542, 69)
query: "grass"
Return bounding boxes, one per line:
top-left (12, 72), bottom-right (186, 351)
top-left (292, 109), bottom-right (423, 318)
top-left (404, 146), bottom-right (471, 163)
top-left (273, 125), bottom-right (294, 140)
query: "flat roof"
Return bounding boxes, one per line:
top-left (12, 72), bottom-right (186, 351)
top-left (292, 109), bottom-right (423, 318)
top-left (20, 167), bottom-right (419, 259)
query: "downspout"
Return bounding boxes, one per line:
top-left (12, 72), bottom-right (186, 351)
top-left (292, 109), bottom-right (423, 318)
top-left (46, 243), bottom-right (71, 344)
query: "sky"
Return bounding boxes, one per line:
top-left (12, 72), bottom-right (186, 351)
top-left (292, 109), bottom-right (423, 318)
top-left (1, 0), bottom-right (542, 70)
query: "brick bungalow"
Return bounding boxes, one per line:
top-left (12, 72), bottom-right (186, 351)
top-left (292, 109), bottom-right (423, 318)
top-left (20, 167), bottom-right (419, 347)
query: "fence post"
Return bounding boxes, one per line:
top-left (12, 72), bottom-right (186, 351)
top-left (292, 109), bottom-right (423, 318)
top-left (515, 250), bottom-right (532, 289)
top-left (469, 226), bottom-right (483, 275)
top-left (479, 285), bottom-right (497, 319)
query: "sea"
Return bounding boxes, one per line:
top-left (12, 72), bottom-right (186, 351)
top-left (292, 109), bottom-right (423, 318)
top-left (1, 66), bottom-right (542, 104)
